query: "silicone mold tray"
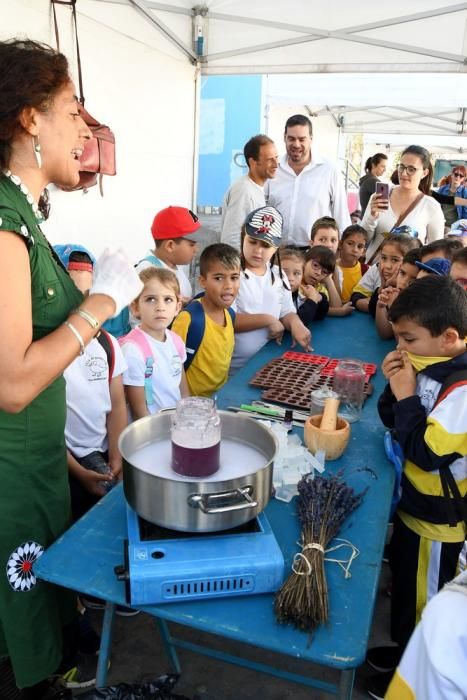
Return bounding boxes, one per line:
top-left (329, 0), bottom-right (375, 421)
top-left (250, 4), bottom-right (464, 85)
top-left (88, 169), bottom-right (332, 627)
top-left (249, 358), bottom-right (322, 389)
top-left (249, 355), bottom-right (374, 411)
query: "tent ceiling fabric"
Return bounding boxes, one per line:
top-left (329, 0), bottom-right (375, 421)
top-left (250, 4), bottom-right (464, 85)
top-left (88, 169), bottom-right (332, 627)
top-left (88, 0), bottom-right (467, 139)
top-left (90, 0), bottom-right (467, 73)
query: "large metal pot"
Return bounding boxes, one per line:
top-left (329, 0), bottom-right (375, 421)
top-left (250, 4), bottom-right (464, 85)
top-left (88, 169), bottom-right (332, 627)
top-left (119, 410), bottom-right (277, 533)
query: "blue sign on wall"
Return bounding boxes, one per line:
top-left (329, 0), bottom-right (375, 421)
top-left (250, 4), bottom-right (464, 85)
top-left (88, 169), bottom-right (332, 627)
top-left (197, 75), bottom-right (263, 209)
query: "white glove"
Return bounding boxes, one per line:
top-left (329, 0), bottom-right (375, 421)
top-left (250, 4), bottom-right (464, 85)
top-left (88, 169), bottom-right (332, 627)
top-left (89, 248), bottom-right (143, 317)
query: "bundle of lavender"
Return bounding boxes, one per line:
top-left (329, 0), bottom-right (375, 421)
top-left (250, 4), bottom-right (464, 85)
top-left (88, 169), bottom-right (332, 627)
top-left (274, 473), bottom-right (366, 634)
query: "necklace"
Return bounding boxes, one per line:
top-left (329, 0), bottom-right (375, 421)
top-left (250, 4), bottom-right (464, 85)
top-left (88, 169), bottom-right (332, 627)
top-left (3, 169), bottom-right (44, 223)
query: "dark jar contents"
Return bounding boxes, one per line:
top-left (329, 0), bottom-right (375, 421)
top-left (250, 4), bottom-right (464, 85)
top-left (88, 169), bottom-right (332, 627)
top-left (171, 440), bottom-right (220, 477)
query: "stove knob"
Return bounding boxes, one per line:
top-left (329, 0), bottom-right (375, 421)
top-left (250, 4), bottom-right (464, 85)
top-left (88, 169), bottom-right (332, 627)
top-left (114, 564), bottom-right (129, 581)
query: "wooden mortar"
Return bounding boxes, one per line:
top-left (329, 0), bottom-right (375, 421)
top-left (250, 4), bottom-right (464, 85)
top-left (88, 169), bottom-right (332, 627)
top-left (304, 397), bottom-right (350, 461)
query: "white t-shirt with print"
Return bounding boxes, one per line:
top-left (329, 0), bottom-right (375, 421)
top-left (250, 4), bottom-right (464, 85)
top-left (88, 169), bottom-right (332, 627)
top-left (64, 334), bottom-right (126, 458)
top-left (231, 265), bottom-right (296, 371)
top-left (121, 328), bottom-right (187, 413)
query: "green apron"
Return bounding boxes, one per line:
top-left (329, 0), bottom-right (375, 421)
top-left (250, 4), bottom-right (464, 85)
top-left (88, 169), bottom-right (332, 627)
top-left (0, 175), bottom-right (84, 688)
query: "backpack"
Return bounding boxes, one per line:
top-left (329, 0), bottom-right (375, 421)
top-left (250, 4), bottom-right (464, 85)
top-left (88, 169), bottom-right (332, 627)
top-left (119, 326), bottom-right (185, 410)
top-left (386, 368), bottom-right (467, 526)
top-left (96, 329), bottom-right (115, 384)
top-left (182, 296), bottom-right (236, 371)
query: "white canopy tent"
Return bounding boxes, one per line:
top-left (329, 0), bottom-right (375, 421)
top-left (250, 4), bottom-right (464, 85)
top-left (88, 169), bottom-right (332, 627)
top-left (2, 0), bottom-right (467, 254)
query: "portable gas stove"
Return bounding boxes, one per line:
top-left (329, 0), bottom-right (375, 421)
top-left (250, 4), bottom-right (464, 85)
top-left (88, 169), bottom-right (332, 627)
top-left (115, 505), bottom-right (285, 606)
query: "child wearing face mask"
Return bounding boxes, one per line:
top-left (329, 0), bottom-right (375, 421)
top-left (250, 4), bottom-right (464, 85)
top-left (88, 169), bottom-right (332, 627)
top-left (367, 276), bottom-right (467, 700)
top-left (230, 206), bottom-right (312, 373)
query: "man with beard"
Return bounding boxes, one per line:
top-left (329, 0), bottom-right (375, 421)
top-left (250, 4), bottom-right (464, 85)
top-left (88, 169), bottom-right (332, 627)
top-left (266, 114), bottom-right (350, 248)
top-left (221, 134), bottom-right (278, 250)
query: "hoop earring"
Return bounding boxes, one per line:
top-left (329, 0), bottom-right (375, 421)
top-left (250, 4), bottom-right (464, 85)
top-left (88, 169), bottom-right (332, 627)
top-left (32, 136), bottom-right (42, 169)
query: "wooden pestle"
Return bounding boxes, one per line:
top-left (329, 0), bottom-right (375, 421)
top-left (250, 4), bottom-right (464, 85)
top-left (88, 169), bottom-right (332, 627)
top-left (319, 397), bottom-right (340, 431)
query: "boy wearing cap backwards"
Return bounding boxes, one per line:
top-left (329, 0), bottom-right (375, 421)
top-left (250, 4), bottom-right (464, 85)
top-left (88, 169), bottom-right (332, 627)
top-left (136, 205), bottom-right (200, 304)
top-left (54, 245), bottom-right (127, 520)
top-left (230, 206), bottom-right (312, 373)
top-left (415, 256), bottom-right (451, 278)
top-left (367, 276), bottom-right (467, 699)
top-left (172, 243), bottom-right (241, 396)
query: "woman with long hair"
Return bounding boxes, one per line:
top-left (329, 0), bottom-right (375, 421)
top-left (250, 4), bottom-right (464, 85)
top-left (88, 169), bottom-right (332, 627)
top-left (359, 152), bottom-right (388, 215)
top-left (361, 145), bottom-right (444, 262)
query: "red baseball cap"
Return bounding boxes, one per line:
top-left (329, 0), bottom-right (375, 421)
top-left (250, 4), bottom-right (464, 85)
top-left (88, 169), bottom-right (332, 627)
top-left (151, 206), bottom-right (201, 241)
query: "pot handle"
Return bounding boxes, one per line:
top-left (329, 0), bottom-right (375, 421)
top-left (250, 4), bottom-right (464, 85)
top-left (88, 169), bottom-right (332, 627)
top-left (188, 486), bottom-right (257, 514)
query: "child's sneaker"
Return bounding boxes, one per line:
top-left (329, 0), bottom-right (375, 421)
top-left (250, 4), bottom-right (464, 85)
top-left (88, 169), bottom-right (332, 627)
top-left (59, 652), bottom-right (99, 689)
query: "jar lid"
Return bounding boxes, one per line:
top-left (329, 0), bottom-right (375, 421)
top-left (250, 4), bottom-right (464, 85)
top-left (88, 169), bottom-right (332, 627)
top-left (310, 387), bottom-right (339, 402)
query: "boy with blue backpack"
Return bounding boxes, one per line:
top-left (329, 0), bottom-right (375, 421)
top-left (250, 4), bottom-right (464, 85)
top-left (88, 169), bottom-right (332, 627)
top-left (172, 243), bottom-right (241, 397)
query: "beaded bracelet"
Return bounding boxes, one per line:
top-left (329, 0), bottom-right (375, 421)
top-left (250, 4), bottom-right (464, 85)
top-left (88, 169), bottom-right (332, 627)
top-left (63, 321), bottom-right (85, 355)
top-left (73, 308), bottom-right (100, 331)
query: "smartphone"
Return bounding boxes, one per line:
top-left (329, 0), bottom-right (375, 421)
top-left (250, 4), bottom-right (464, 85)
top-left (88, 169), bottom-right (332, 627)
top-left (375, 181), bottom-right (389, 209)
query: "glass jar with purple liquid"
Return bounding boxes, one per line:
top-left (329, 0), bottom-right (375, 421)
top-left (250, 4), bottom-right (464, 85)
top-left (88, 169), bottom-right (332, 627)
top-left (171, 397), bottom-right (221, 477)
top-left (332, 359), bottom-right (366, 423)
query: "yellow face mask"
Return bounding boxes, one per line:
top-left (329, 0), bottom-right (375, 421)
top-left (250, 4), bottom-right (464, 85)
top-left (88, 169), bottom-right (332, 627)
top-left (406, 352), bottom-right (451, 373)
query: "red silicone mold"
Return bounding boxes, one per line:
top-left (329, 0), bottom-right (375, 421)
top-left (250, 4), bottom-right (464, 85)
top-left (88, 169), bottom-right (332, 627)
top-left (282, 352), bottom-right (329, 365)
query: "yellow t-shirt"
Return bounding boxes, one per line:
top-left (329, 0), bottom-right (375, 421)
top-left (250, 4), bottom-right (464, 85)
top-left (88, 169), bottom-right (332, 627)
top-left (171, 302), bottom-right (235, 397)
top-left (339, 263), bottom-right (364, 303)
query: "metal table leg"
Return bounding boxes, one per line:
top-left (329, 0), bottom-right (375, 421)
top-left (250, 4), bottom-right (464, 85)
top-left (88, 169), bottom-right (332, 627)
top-left (96, 601), bottom-right (116, 687)
top-left (155, 618), bottom-right (181, 674)
top-left (338, 668), bottom-right (355, 700)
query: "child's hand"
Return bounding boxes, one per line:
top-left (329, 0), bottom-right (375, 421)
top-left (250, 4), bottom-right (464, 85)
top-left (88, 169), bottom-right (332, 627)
top-left (388, 351), bottom-right (416, 401)
top-left (109, 457), bottom-right (123, 481)
top-left (268, 318), bottom-right (285, 344)
top-left (339, 301), bottom-right (354, 316)
top-left (378, 286), bottom-right (400, 309)
top-left (78, 468), bottom-right (112, 497)
top-left (300, 284), bottom-right (322, 303)
top-left (290, 317), bottom-right (313, 352)
top-left (382, 349), bottom-right (404, 379)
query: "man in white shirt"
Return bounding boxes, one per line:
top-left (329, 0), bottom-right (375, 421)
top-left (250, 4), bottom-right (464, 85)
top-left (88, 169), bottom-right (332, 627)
top-left (220, 134), bottom-right (278, 250)
top-left (266, 114), bottom-right (351, 247)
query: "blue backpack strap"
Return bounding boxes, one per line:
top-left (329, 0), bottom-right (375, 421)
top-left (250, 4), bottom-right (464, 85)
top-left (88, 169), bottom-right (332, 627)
top-left (184, 299), bottom-right (205, 371)
top-left (183, 297), bottom-right (236, 371)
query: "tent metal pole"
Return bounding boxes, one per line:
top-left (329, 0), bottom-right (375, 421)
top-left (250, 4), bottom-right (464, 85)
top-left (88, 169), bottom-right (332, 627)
top-left (127, 0), bottom-right (198, 62)
top-left (191, 62), bottom-right (201, 210)
top-left (205, 30), bottom-right (466, 64)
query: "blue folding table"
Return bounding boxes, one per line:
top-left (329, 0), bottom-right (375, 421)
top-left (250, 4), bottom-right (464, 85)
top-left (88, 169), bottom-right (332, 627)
top-left (35, 313), bottom-right (394, 698)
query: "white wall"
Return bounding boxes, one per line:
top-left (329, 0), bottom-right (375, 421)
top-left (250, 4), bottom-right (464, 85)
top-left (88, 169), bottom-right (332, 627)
top-left (1, 0), bottom-right (197, 262)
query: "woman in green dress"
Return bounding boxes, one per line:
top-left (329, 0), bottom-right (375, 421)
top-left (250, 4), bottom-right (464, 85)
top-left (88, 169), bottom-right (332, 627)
top-left (0, 39), bottom-right (142, 698)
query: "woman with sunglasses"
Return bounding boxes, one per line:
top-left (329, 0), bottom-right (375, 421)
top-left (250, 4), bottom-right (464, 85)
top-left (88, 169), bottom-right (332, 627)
top-left (435, 165), bottom-right (467, 228)
top-left (362, 145), bottom-right (444, 262)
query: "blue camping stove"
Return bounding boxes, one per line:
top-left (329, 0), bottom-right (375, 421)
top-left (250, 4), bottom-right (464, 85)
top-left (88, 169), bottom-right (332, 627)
top-left (116, 505), bottom-right (284, 607)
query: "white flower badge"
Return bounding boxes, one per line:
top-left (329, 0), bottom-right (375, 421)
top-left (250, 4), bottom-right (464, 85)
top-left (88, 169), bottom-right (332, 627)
top-left (6, 541), bottom-right (44, 591)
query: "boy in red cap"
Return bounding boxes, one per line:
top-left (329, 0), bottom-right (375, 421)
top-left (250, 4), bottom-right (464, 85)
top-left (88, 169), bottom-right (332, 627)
top-left (136, 206), bottom-right (201, 304)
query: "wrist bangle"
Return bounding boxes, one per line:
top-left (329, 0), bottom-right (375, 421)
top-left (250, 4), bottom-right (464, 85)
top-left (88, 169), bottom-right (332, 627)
top-left (72, 308), bottom-right (100, 331)
top-left (63, 321), bottom-right (85, 355)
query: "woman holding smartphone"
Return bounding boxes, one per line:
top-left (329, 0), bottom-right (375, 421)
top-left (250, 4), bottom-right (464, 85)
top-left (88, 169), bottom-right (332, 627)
top-left (361, 145), bottom-right (444, 262)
